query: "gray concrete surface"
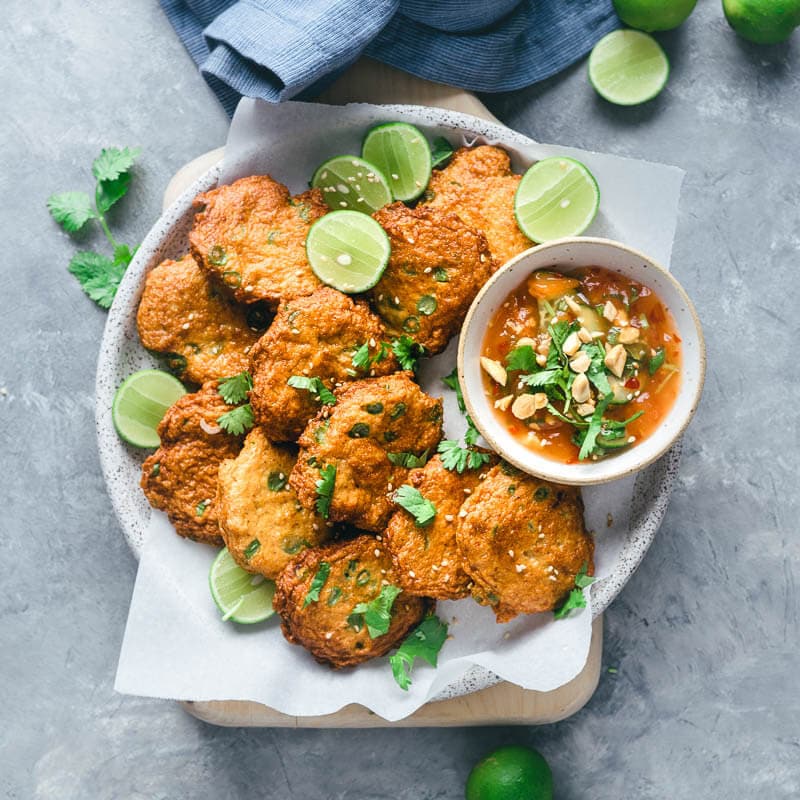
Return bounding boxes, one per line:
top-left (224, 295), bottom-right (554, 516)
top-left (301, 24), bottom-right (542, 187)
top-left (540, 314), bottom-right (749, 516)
top-left (1, 0), bottom-right (797, 797)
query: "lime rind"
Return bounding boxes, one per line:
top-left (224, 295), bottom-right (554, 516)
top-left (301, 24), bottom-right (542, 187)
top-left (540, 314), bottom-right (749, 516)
top-left (209, 547), bottom-right (276, 625)
top-left (311, 155), bottom-right (392, 213)
top-left (112, 369), bottom-right (186, 448)
top-left (514, 157), bottom-right (600, 243)
top-left (306, 210), bottom-right (391, 293)
top-left (588, 30), bottom-right (670, 106)
top-left (362, 122), bottom-right (432, 202)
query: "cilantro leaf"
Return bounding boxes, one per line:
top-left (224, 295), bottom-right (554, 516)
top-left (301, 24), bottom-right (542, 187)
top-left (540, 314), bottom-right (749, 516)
top-left (442, 366), bottom-right (465, 413)
top-left (217, 403), bottom-right (254, 435)
top-left (47, 192), bottom-right (97, 233)
top-left (387, 450), bottom-right (430, 468)
top-left (389, 614), bottom-right (449, 690)
top-left (394, 485), bottom-right (436, 526)
top-left (430, 137), bottom-right (455, 169)
top-left (303, 562), bottom-right (331, 607)
top-left (67, 251), bottom-right (126, 308)
top-left (520, 369), bottom-right (557, 388)
top-left (506, 345), bottom-right (537, 373)
top-left (351, 584), bottom-right (402, 638)
top-left (96, 172), bottom-right (131, 214)
top-left (437, 439), bottom-right (490, 473)
top-left (581, 342), bottom-right (612, 397)
top-left (554, 563), bottom-right (596, 619)
top-left (91, 146), bottom-right (141, 182)
top-left (353, 341), bottom-right (390, 372)
top-left (218, 371), bottom-right (253, 405)
top-left (577, 395), bottom-right (611, 460)
top-left (287, 375), bottom-right (336, 405)
top-left (315, 464), bottom-right (336, 518)
top-left (648, 346), bottom-right (666, 375)
top-left (113, 244), bottom-right (135, 267)
top-left (392, 336), bottom-right (426, 371)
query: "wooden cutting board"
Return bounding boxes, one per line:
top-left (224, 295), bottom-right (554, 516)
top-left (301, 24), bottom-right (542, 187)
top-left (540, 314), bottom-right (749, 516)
top-left (170, 57), bottom-right (604, 727)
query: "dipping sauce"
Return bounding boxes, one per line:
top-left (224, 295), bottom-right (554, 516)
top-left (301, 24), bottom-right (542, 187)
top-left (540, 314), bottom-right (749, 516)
top-left (480, 267), bottom-right (682, 463)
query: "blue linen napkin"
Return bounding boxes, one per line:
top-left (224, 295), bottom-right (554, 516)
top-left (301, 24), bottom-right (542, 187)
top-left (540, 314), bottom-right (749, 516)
top-left (160, 0), bottom-right (620, 115)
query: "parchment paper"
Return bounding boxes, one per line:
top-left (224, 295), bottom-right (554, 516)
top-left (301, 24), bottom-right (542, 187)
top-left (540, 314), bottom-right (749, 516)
top-left (115, 100), bottom-right (683, 721)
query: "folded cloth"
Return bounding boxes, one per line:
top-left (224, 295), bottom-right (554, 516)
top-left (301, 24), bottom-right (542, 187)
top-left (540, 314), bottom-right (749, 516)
top-left (160, 0), bottom-right (619, 115)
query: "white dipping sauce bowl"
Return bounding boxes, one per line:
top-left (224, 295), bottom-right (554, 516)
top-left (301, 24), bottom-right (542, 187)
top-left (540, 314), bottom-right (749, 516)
top-left (458, 237), bottom-right (705, 486)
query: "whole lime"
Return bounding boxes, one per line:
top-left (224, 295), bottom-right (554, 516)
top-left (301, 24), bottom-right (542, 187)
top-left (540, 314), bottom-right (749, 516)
top-left (465, 745), bottom-right (553, 800)
top-left (722, 0), bottom-right (800, 43)
top-left (613, 0), bottom-right (698, 30)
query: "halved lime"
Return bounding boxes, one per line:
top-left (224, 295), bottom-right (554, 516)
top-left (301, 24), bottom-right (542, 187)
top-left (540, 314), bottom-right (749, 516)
top-left (514, 157), bottom-right (600, 243)
top-left (306, 210), bottom-right (391, 293)
top-left (362, 122), bottom-right (432, 202)
top-left (312, 155), bottom-right (392, 213)
top-left (209, 547), bottom-right (276, 624)
top-left (588, 30), bottom-right (669, 106)
top-left (112, 369), bottom-right (186, 448)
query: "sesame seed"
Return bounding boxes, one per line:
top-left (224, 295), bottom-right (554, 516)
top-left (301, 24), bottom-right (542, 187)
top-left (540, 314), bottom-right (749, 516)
top-left (431, 564), bottom-right (439, 571)
top-left (387, 483), bottom-right (393, 491)
top-left (374, 549), bottom-right (381, 557)
top-left (244, 285), bottom-right (254, 293)
top-left (380, 568), bottom-right (387, 574)
top-left (376, 535), bottom-right (383, 542)
top-left (503, 632), bottom-right (511, 640)
top-left (391, 173), bottom-right (400, 180)
top-left (553, 569), bottom-right (559, 575)
top-left (325, 632), bottom-right (333, 640)
top-left (181, 322), bottom-right (190, 330)
top-left (443, 575), bottom-right (450, 582)
top-left (515, 564), bottom-right (526, 572)
top-left (538, 533), bottom-right (545, 539)
top-left (312, 523), bottom-right (318, 531)
top-left (382, 579), bottom-right (389, 586)
top-left (463, 488), bottom-right (472, 495)
top-left (508, 550), bottom-right (515, 558)
top-left (394, 296), bottom-right (400, 305)
top-left (445, 514), bottom-right (454, 522)
top-left (423, 267), bottom-right (432, 273)
top-left (548, 575), bottom-right (557, 582)
top-left (458, 509), bottom-right (467, 518)
top-left (408, 570), bottom-right (416, 578)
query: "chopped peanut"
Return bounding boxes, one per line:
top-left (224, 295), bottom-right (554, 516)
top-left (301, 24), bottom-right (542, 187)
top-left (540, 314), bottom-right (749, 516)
top-left (511, 393), bottom-right (538, 419)
top-left (565, 296), bottom-right (582, 315)
top-left (480, 357), bottom-right (507, 386)
top-left (604, 343), bottom-right (627, 378)
top-left (516, 337), bottom-right (537, 348)
top-left (533, 392), bottom-right (548, 410)
top-left (494, 394), bottom-right (514, 411)
top-left (618, 326), bottom-right (639, 344)
top-left (569, 351), bottom-right (591, 374)
top-left (535, 353), bottom-right (547, 367)
top-left (576, 401), bottom-right (596, 417)
top-left (571, 373), bottom-right (591, 403)
top-left (603, 300), bottom-right (617, 322)
top-left (562, 332), bottom-right (580, 356)
top-left (577, 326), bottom-right (592, 344)
top-left (536, 336), bottom-right (551, 355)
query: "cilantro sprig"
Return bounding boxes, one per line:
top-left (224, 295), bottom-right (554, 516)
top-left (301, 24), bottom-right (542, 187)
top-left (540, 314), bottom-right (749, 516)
top-left (394, 485), bottom-right (436, 526)
top-left (553, 563), bottom-right (596, 620)
top-left (392, 336), bottom-right (426, 372)
top-left (215, 370), bottom-right (255, 435)
top-left (217, 404), bottom-right (254, 435)
top-left (47, 146), bottom-right (141, 308)
top-left (218, 371), bottom-right (253, 405)
top-left (389, 614), bottom-right (449, 690)
top-left (387, 450), bottom-right (430, 468)
top-left (315, 464), bottom-right (336, 518)
top-left (303, 562), bottom-right (331, 608)
top-left (350, 584), bottom-right (402, 638)
top-left (287, 375), bottom-right (336, 405)
top-left (352, 341), bottom-right (390, 372)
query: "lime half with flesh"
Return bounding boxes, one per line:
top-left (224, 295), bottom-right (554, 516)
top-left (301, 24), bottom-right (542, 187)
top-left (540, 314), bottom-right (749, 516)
top-left (312, 155), bottom-right (392, 213)
top-left (588, 30), bottom-right (670, 106)
top-left (209, 547), bottom-right (276, 624)
top-left (514, 157), bottom-right (600, 243)
top-left (362, 122), bottom-right (432, 202)
top-left (112, 369), bottom-right (186, 448)
top-left (306, 210), bottom-right (391, 293)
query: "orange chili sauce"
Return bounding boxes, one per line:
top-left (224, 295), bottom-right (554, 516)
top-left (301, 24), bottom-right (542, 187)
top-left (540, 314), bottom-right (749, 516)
top-left (481, 266), bottom-right (682, 464)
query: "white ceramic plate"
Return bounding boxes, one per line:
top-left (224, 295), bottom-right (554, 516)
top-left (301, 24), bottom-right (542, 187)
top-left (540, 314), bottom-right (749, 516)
top-left (95, 105), bottom-right (682, 698)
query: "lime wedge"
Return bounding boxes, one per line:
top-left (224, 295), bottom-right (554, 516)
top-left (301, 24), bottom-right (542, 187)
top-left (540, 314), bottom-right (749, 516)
top-left (362, 122), bottom-right (432, 202)
top-left (112, 369), bottom-right (186, 448)
top-left (312, 155), bottom-right (392, 213)
top-left (305, 210), bottom-right (391, 293)
top-left (588, 30), bottom-right (669, 106)
top-left (209, 547), bottom-right (276, 624)
top-left (514, 157), bottom-right (600, 243)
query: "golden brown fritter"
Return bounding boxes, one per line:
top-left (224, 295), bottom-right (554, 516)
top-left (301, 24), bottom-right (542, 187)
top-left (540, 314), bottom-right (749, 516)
top-left (290, 372), bottom-right (443, 532)
top-left (216, 428), bottom-right (333, 579)
top-left (423, 146), bottom-right (532, 266)
top-left (273, 536), bottom-right (431, 668)
top-left (456, 463), bottom-right (594, 622)
top-left (369, 203), bottom-right (495, 354)
top-left (383, 453), bottom-right (496, 600)
top-left (249, 287), bottom-right (398, 442)
top-left (189, 175), bottom-right (327, 306)
top-left (141, 383), bottom-right (244, 544)
top-left (136, 254), bottom-right (264, 385)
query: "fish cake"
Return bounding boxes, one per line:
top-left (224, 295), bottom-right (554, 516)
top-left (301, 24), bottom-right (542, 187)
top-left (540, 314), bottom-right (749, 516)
top-left (290, 372), bottom-right (443, 532)
top-left (249, 287), bottom-right (398, 442)
top-left (141, 382), bottom-right (244, 544)
top-left (383, 453), bottom-right (496, 600)
top-left (456, 464), bottom-right (594, 622)
top-left (370, 203), bottom-right (495, 354)
top-left (423, 145), bottom-right (532, 266)
top-left (136, 254), bottom-right (265, 384)
top-left (216, 428), bottom-right (333, 579)
top-left (273, 535), bottom-right (431, 668)
top-left (189, 175), bottom-right (327, 306)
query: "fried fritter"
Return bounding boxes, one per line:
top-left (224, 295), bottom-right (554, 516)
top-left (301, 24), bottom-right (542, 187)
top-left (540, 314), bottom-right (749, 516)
top-left (456, 464), bottom-right (594, 622)
top-left (141, 383), bottom-right (244, 544)
top-left (189, 175), bottom-right (327, 306)
top-left (249, 287), bottom-right (398, 442)
top-left (369, 203), bottom-right (495, 354)
top-left (136, 254), bottom-right (264, 384)
top-left (423, 146), bottom-right (532, 266)
top-left (216, 428), bottom-right (333, 579)
top-left (384, 453), bottom-right (496, 600)
top-left (290, 372), bottom-right (443, 532)
top-left (273, 536), bottom-right (431, 668)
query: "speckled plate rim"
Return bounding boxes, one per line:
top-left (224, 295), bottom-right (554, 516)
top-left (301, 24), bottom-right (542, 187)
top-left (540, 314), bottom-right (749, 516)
top-left (95, 103), bottom-right (682, 701)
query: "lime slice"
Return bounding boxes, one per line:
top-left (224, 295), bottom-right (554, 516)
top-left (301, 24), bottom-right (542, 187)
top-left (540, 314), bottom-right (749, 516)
top-left (112, 369), bottom-right (186, 448)
top-left (209, 547), bottom-right (276, 624)
top-left (312, 155), bottom-right (392, 213)
top-left (362, 122), bottom-right (432, 202)
top-left (306, 210), bottom-right (391, 293)
top-left (588, 30), bottom-right (670, 106)
top-left (514, 157), bottom-right (600, 243)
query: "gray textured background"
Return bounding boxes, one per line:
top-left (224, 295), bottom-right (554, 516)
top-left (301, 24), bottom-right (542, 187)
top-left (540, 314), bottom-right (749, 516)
top-left (1, 1), bottom-right (797, 797)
